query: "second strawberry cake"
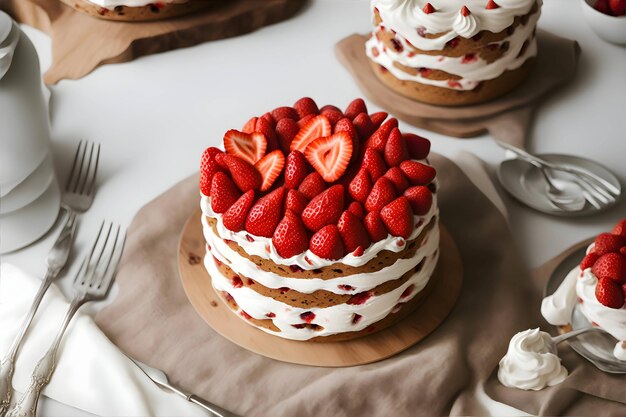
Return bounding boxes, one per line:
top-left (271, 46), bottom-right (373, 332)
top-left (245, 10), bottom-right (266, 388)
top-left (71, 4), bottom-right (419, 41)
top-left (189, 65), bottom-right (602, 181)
top-left (199, 98), bottom-right (440, 342)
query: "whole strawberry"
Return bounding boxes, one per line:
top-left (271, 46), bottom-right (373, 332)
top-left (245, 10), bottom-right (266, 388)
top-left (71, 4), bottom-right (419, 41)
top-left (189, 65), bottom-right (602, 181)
top-left (592, 252), bottom-right (626, 284)
top-left (595, 277), bottom-right (624, 309)
top-left (245, 187), bottom-right (285, 237)
top-left (272, 210), bottom-right (309, 258)
top-left (301, 185), bottom-right (344, 232)
top-left (309, 225), bottom-right (345, 260)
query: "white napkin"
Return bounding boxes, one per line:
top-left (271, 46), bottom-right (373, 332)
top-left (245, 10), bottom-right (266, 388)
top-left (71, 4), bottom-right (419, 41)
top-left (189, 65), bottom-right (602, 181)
top-left (0, 263), bottom-right (209, 417)
top-left (0, 151), bottom-right (518, 417)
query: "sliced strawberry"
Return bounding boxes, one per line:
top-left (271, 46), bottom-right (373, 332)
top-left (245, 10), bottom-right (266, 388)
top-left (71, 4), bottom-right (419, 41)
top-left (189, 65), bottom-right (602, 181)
top-left (245, 187), bottom-right (285, 237)
top-left (404, 186), bottom-right (433, 215)
top-left (334, 118), bottom-right (360, 160)
top-left (364, 118), bottom-right (398, 152)
top-left (298, 172), bottom-right (326, 199)
top-left (362, 148), bottom-right (387, 182)
top-left (580, 252), bottom-right (600, 271)
top-left (285, 189), bottom-right (309, 215)
top-left (275, 118), bottom-right (300, 154)
top-left (290, 115), bottom-right (332, 153)
top-left (255, 117), bottom-right (278, 152)
top-left (592, 253), bottom-right (626, 284)
top-left (300, 311), bottom-right (316, 323)
top-left (293, 97), bottom-right (319, 119)
top-left (337, 210), bottom-right (371, 253)
top-left (272, 210), bottom-right (309, 258)
top-left (222, 190), bottom-right (255, 232)
top-left (223, 129), bottom-right (267, 165)
top-left (353, 113), bottom-right (375, 141)
top-left (384, 167), bottom-right (409, 193)
top-left (254, 150), bottom-right (285, 192)
top-left (284, 150), bottom-right (309, 189)
top-left (200, 147), bottom-right (223, 196)
top-left (380, 196), bottom-right (414, 239)
top-left (345, 98), bottom-right (367, 120)
top-left (223, 154), bottom-right (262, 192)
top-left (210, 172), bottom-right (241, 213)
top-left (347, 291), bottom-right (372, 305)
top-left (271, 106), bottom-right (299, 122)
top-left (348, 201), bottom-right (365, 219)
top-left (400, 160), bottom-right (437, 185)
top-left (321, 108), bottom-right (344, 126)
top-left (593, 233), bottom-right (625, 256)
top-left (301, 185), bottom-right (344, 232)
top-left (305, 132), bottom-right (353, 183)
top-left (297, 114), bottom-right (315, 129)
top-left (366, 177), bottom-right (397, 212)
top-left (242, 117), bottom-right (257, 133)
top-left (309, 225), bottom-right (345, 260)
top-left (364, 211), bottom-right (388, 242)
top-left (403, 133), bottom-right (431, 160)
top-left (370, 112), bottom-right (388, 129)
top-left (384, 128), bottom-right (409, 167)
top-left (612, 219), bottom-right (626, 238)
top-left (595, 277), bottom-right (624, 308)
top-left (348, 168), bottom-right (372, 203)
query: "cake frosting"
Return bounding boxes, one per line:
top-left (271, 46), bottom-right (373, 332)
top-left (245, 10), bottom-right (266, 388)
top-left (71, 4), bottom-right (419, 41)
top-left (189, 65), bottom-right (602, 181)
top-left (198, 97), bottom-right (441, 341)
top-left (498, 328), bottom-right (568, 391)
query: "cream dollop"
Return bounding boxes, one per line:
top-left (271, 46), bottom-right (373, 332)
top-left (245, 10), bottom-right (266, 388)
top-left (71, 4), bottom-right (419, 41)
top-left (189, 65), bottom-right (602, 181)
top-left (452, 11), bottom-right (479, 39)
top-left (498, 328), bottom-right (568, 391)
top-left (541, 266), bottom-right (578, 326)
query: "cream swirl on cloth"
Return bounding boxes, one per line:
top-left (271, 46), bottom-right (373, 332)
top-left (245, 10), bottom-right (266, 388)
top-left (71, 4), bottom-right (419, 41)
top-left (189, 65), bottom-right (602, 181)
top-left (498, 328), bottom-right (568, 391)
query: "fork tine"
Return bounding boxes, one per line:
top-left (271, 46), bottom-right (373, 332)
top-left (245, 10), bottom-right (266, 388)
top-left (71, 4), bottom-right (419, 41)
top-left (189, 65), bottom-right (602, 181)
top-left (85, 222), bottom-right (113, 287)
top-left (65, 140), bottom-right (84, 192)
top-left (95, 225), bottom-right (124, 291)
top-left (85, 143), bottom-right (100, 197)
top-left (80, 221), bottom-right (105, 285)
top-left (71, 141), bottom-right (88, 194)
top-left (78, 142), bottom-right (95, 195)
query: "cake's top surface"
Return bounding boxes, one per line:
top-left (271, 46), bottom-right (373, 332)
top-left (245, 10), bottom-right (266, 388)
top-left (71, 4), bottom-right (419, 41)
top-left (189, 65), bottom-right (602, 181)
top-left (199, 97), bottom-right (438, 265)
top-left (372, 0), bottom-right (540, 50)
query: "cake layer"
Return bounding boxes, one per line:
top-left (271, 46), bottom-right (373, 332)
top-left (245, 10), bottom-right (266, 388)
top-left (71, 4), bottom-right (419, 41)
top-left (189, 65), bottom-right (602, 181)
top-left (65, 0), bottom-right (210, 21)
top-left (204, 245), bottom-right (440, 341)
top-left (371, 0), bottom-right (539, 52)
top-left (366, 2), bottom-right (540, 91)
top-left (203, 215), bottom-right (440, 294)
top-left (200, 185), bottom-right (438, 271)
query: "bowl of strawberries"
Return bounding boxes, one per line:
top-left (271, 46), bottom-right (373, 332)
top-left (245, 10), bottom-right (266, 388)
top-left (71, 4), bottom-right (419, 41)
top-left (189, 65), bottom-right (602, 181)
top-left (582, 0), bottom-right (626, 44)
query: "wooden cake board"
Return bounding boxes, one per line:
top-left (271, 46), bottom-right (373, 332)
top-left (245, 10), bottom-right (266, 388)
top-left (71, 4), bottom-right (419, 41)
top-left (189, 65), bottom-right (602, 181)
top-left (335, 31), bottom-right (580, 144)
top-left (4, 0), bottom-right (306, 84)
top-left (178, 210), bottom-right (463, 367)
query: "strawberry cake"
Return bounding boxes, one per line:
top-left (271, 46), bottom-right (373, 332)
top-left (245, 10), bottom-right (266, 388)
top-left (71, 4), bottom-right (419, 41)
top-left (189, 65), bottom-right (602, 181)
top-left (366, 0), bottom-right (542, 106)
top-left (199, 97), bottom-right (440, 342)
top-left (541, 219), bottom-right (626, 361)
top-left (61, 0), bottom-right (212, 21)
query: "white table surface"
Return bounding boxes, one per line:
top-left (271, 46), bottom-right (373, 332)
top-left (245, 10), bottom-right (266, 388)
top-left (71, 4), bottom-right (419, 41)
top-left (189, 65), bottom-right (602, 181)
top-left (2, 0), bottom-right (626, 415)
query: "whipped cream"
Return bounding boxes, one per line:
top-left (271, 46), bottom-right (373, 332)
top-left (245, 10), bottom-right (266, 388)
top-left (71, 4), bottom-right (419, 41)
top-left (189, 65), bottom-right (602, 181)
top-left (204, 246), bottom-right (438, 340)
top-left (203, 214), bottom-right (440, 295)
top-left (200, 187), bottom-right (438, 271)
top-left (498, 328), bottom-right (568, 391)
top-left (372, 0), bottom-right (539, 51)
top-left (366, 2), bottom-right (540, 91)
top-left (86, 0), bottom-right (185, 8)
top-left (614, 341), bottom-right (626, 361)
top-left (541, 266), bottom-right (578, 326)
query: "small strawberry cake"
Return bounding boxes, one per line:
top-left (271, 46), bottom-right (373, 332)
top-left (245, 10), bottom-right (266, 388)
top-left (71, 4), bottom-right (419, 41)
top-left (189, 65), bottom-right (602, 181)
top-left (542, 219), bottom-right (626, 361)
top-left (199, 97), bottom-right (440, 342)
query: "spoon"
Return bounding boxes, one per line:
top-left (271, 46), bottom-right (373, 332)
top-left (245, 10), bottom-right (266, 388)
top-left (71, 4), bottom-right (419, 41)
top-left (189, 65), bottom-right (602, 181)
top-left (551, 326), bottom-right (608, 346)
top-left (537, 166), bottom-right (585, 212)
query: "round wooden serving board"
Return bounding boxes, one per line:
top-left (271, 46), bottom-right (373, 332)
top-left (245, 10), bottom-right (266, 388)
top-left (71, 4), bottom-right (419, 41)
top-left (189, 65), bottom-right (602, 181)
top-left (178, 210), bottom-right (463, 367)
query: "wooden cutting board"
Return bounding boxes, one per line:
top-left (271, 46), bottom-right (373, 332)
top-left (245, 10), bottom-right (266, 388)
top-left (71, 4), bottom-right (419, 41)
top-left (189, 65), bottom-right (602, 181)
top-left (177, 210), bottom-right (463, 367)
top-left (3, 0), bottom-right (306, 84)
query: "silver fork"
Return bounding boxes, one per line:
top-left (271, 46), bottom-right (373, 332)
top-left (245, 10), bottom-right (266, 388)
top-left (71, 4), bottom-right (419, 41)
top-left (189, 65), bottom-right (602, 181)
top-left (0, 140), bottom-right (99, 415)
top-left (6, 221), bottom-right (126, 417)
top-left (64, 140), bottom-right (100, 213)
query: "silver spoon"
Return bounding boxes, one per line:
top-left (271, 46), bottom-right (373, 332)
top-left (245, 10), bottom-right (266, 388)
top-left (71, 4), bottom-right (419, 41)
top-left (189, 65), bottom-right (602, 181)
top-left (537, 166), bottom-right (585, 212)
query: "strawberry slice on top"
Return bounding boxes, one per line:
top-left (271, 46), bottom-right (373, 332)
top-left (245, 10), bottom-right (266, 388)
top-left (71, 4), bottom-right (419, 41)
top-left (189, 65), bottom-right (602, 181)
top-left (304, 132), bottom-right (353, 183)
top-left (254, 150), bottom-right (285, 192)
top-left (290, 115), bottom-right (332, 153)
top-left (223, 129), bottom-right (267, 165)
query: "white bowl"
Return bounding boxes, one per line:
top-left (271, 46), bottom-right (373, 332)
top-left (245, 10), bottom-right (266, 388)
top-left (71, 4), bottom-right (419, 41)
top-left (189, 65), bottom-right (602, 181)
top-left (581, 0), bottom-right (626, 45)
top-left (0, 151), bottom-right (54, 213)
top-left (0, 175), bottom-right (61, 254)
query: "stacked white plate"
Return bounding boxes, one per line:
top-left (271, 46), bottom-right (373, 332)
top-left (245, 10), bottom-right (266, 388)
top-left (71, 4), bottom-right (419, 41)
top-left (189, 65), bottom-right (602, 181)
top-left (0, 12), bottom-right (61, 253)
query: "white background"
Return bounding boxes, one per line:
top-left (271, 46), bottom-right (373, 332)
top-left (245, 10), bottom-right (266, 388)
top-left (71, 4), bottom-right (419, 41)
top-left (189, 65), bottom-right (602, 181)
top-left (2, 0), bottom-right (626, 415)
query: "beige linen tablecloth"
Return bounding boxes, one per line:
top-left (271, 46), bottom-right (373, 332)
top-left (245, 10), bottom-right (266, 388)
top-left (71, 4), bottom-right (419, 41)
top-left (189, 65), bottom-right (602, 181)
top-left (95, 154), bottom-right (625, 416)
